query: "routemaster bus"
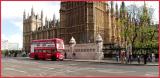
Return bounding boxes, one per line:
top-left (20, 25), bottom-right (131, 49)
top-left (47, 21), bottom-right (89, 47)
top-left (29, 38), bottom-right (64, 61)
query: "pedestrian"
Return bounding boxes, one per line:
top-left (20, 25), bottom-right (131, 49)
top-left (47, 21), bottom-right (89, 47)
top-left (120, 50), bottom-right (123, 63)
top-left (152, 53), bottom-right (155, 62)
top-left (5, 50), bottom-right (8, 57)
top-left (116, 52), bottom-right (119, 63)
top-left (72, 52), bottom-right (76, 59)
top-left (137, 55), bottom-right (140, 64)
top-left (128, 52), bottom-right (132, 64)
top-left (144, 53), bottom-right (148, 64)
top-left (14, 52), bottom-right (18, 57)
top-left (22, 51), bottom-right (26, 57)
top-left (115, 50), bottom-right (119, 62)
top-left (64, 52), bottom-right (67, 59)
top-left (8, 51), bottom-right (11, 57)
top-left (120, 50), bottom-right (125, 64)
top-left (148, 54), bottom-right (152, 62)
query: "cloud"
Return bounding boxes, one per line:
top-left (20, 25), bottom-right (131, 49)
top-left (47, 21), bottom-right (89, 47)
top-left (11, 21), bottom-right (23, 31)
top-left (2, 1), bottom-right (60, 31)
top-left (2, 34), bottom-right (8, 41)
top-left (2, 1), bottom-right (61, 49)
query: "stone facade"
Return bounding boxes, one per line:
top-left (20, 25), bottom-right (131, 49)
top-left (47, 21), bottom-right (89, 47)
top-left (23, 1), bottom-right (129, 52)
top-left (59, 1), bottom-right (126, 46)
top-left (23, 7), bottom-right (60, 52)
top-left (64, 43), bottom-right (100, 60)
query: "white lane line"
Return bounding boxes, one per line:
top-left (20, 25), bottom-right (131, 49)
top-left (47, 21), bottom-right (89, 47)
top-left (40, 67), bottom-right (55, 70)
top-left (96, 69), bottom-right (136, 74)
top-left (4, 68), bottom-right (30, 75)
top-left (145, 72), bottom-right (158, 76)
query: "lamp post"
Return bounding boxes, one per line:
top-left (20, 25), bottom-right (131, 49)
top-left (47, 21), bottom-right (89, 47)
top-left (69, 36), bottom-right (76, 60)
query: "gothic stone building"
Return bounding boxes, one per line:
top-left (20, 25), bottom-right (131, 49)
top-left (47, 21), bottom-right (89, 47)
top-left (23, 1), bottom-right (128, 52)
top-left (59, 1), bottom-right (127, 45)
top-left (23, 7), bottom-right (60, 52)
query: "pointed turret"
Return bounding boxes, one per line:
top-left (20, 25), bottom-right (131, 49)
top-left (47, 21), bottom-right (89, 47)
top-left (143, 1), bottom-right (148, 15)
top-left (23, 10), bottom-right (26, 20)
top-left (120, 1), bottom-right (126, 19)
top-left (53, 13), bottom-right (56, 26)
top-left (31, 6), bottom-right (34, 16)
top-left (45, 16), bottom-right (48, 26)
top-left (115, 3), bottom-right (118, 18)
top-left (47, 20), bottom-right (50, 28)
top-left (28, 13), bottom-right (29, 18)
top-left (111, 1), bottom-right (114, 15)
top-left (36, 13), bottom-right (39, 19)
top-left (41, 10), bottom-right (43, 26)
top-left (141, 1), bottom-right (150, 25)
top-left (41, 10), bottom-right (43, 20)
top-left (53, 13), bottom-right (56, 21)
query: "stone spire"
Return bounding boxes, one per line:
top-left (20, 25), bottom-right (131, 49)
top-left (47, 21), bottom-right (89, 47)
top-left (45, 16), bottom-right (48, 26)
top-left (41, 10), bottom-right (43, 20)
top-left (23, 10), bottom-right (26, 20)
top-left (28, 13), bottom-right (29, 18)
top-left (41, 10), bottom-right (43, 26)
top-left (143, 1), bottom-right (148, 15)
top-left (31, 6), bottom-right (34, 16)
top-left (53, 13), bottom-right (56, 21)
top-left (53, 13), bottom-right (56, 26)
top-left (111, 1), bottom-right (114, 15)
top-left (115, 3), bottom-right (118, 18)
top-left (120, 1), bottom-right (126, 18)
top-left (141, 1), bottom-right (150, 25)
top-left (106, 3), bottom-right (109, 14)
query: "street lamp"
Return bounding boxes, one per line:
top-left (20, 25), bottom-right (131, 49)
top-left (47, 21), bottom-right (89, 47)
top-left (69, 36), bottom-right (76, 60)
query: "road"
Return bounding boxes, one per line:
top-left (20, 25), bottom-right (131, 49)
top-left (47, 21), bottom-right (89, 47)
top-left (2, 57), bottom-right (158, 77)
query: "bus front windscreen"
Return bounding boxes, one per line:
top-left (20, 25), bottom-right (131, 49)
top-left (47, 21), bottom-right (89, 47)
top-left (56, 41), bottom-right (64, 49)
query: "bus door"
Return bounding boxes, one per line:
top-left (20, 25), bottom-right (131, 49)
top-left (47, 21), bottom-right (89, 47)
top-left (34, 49), bottom-right (44, 59)
top-left (45, 49), bottom-right (52, 59)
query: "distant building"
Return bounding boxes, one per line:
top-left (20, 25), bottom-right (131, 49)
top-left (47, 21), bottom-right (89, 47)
top-left (8, 43), bottom-right (19, 50)
top-left (1, 40), bottom-right (8, 50)
top-left (1, 40), bottom-right (19, 50)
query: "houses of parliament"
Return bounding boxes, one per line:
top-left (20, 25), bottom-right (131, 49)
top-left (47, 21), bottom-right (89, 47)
top-left (23, 1), bottom-right (137, 52)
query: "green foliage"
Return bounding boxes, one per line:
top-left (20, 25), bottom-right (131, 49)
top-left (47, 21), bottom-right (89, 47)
top-left (118, 4), bottom-right (158, 54)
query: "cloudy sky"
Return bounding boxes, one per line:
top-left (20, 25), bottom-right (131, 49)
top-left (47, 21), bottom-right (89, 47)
top-left (2, 1), bottom-right (159, 49)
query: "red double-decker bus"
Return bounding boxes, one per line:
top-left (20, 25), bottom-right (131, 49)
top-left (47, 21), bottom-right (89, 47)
top-left (29, 38), bottom-right (64, 61)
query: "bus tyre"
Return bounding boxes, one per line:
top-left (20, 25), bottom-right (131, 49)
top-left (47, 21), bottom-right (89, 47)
top-left (42, 58), bottom-right (46, 60)
top-left (51, 56), bottom-right (56, 61)
top-left (34, 55), bottom-right (39, 60)
top-left (60, 59), bottom-right (63, 61)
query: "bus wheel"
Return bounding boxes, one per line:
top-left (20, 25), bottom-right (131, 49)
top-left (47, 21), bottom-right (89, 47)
top-left (34, 55), bottom-right (39, 60)
top-left (42, 58), bottom-right (46, 60)
top-left (51, 56), bottom-right (56, 61)
top-left (60, 59), bottom-right (63, 61)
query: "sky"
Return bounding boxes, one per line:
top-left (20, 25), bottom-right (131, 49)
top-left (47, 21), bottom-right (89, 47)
top-left (2, 1), bottom-right (159, 49)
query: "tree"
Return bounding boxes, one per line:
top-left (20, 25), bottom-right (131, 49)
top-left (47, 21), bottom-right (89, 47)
top-left (118, 3), bottom-right (158, 54)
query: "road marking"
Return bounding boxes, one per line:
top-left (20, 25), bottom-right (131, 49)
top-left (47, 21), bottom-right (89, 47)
top-left (4, 68), bottom-right (26, 73)
top-left (145, 72), bottom-right (158, 76)
top-left (40, 67), bottom-right (55, 70)
top-left (4, 68), bottom-right (29, 75)
top-left (69, 64), bottom-right (78, 66)
top-left (96, 69), bottom-right (136, 74)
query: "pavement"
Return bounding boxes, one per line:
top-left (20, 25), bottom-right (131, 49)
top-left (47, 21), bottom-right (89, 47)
top-left (2, 57), bottom-right (158, 76)
top-left (3, 56), bottom-right (158, 66)
top-left (64, 58), bottom-right (159, 66)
